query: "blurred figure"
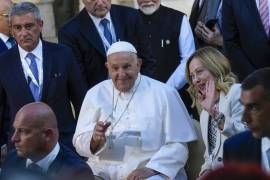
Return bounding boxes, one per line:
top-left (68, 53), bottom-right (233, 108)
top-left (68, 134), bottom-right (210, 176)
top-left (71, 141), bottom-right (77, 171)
top-left (223, 68), bottom-right (270, 173)
top-left (202, 163), bottom-right (270, 180)
top-left (73, 41), bottom-right (197, 180)
top-left (137, 0), bottom-right (198, 119)
top-left (1, 102), bottom-right (94, 180)
top-left (223, 0), bottom-right (270, 81)
top-left (58, 0), bottom-right (156, 89)
top-left (0, 2), bottom-right (87, 150)
top-left (190, 0), bottom-right (223, 49)
top-left (53, 0), bottom-right (79, 31)
top-left (0, 0), bottom-right (15, 54)
top-left (186, 47), bottom-right (247, 177)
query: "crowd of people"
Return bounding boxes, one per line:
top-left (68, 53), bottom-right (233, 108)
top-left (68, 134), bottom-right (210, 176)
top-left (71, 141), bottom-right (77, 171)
top-left (0, 0), bottom-right (269, 179)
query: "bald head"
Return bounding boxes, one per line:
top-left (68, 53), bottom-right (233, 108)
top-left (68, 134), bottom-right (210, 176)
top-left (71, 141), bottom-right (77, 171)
top-left (12, 102), bottom-right (59, 161)
top-left (15, 102), bottom-right (58, 130)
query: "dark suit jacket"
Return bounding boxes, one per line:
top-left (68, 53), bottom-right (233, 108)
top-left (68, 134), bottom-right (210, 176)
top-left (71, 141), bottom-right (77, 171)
top-left (223, 0), bottom-right (270, 81)
top-left (223, 131), bottom-right (261, 164)
top-left (0, 39), bottom-right (8, 54)
top-left (0, 41), bottom-right (87, 149)
top-left (58, 5), bottom-right (156, 88)
top-left (1, 144), bottom-right (94, 180)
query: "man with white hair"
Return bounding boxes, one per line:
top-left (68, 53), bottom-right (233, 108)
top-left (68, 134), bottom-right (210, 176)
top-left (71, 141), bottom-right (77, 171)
top-left (137, 0), bottom-right (198, 119)
top-left (73, 41), bottom-right (197, 180)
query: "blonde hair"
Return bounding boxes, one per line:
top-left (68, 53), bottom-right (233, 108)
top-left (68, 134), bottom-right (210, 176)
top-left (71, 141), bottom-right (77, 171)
top-left (186, 47), bottom-right (237, 107)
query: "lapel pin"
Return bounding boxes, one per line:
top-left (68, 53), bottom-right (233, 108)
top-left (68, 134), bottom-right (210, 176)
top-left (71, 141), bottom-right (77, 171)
top-left (166, 40), bottom-right (170, 45)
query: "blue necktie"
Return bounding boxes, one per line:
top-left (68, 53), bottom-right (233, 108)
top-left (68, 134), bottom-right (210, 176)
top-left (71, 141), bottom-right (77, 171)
top-left (100, 18), bottom-right (112, 45)
top-left (26, 53), bottom-right (40, 101)
top-left (7, 37), bottom-right (16, 48)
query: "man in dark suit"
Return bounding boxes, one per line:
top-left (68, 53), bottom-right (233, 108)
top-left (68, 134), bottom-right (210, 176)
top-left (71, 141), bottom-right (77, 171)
top-left (1, 102), bottom-right (94, 180)
top-left (223, 0), bottom-right (270, 81)
top-left (0, 2), bottom-right (87, 150)
top-left (58, 0), bottom-right (155, 88)
top-left (0, 0), bottom-right (15, 54)
top-left (223, 68), bottom-right (270, 171)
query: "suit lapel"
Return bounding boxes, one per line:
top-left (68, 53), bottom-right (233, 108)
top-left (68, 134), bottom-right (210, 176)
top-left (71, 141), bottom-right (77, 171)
top-left (9, 47), bottom-right (35, 100)
top-left (0, 39), bottom-right (8, 54)
top-left (78, 9), bottom-right (106, 56)
top-left (41, 41), bottom-right (52, 101)
top-left (110, 5), bottom-right (124, 41)
top-left (47, 146), bottom-right (64, 177)
top-left (245, 0), bottom-right (268, 37)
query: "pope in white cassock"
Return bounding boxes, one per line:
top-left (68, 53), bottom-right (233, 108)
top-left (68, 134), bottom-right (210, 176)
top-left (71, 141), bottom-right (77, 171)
top-left (73, 41), bottom-right (198, 180)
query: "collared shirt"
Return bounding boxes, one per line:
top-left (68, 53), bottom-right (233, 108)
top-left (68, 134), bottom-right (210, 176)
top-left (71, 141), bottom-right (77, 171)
top-left (89, 12), bottom-right (117, 51)
top-left (255, 0), bottom-right (270, 25)
top-left (26, 142), bottom-right (60, 172)
top-left (166, 15), bottom-right (195, 90)
top-left (0, 33), bottom-right (12, 49)
top-left (261, 137), bottom-right (270, 172)
top-left (18, 39), bottom-right (43, 92)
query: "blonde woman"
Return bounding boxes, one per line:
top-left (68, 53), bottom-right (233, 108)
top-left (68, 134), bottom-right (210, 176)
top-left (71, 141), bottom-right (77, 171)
top-left (186, 47), bottom-right (247, 178)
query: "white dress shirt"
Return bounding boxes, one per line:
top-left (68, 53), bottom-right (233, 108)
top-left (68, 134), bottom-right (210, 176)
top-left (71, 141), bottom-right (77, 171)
top-left (166, 15), bottom-right (196, 90)
top-left (26, 143), bottom-right (60, 172)
top-left (89, 13), bottom-right (117, 51)
top-left (18, 39), bottom-right (43, 93)
top-left (0, 33), bottom-right (12, 49)
top-left (73, 74), bottom-right (197, 180)
top-left (261, 137), bottom-right (270, 172)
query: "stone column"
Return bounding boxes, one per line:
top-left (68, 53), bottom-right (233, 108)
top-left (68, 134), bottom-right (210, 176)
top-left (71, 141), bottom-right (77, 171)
top-left (13, 0), bottom-right (57, 42)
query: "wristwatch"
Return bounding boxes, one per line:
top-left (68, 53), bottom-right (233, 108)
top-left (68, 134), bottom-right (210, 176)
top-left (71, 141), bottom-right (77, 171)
top-left (215, 112), bottom-right (225, 128)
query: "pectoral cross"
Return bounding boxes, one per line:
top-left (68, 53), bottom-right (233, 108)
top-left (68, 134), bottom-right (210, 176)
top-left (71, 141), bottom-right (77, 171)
top-left (108, 131), bottom-right (116, 149)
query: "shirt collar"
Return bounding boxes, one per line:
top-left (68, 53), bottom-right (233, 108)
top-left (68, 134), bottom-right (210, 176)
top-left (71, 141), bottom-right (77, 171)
top-left (262, 137), bottom-right (270, 152)
top-left (18, 39), bottom-right (43, 62)
top-left (26, 142), bottom-right (60, 172)
top-left (0, 33), bottom-right (10, 44)
top-left (89, 12), bottom-right (112, 28)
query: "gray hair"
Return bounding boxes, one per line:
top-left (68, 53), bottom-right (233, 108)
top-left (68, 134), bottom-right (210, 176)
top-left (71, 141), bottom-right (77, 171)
top-left (9, 2), bottom-right (42, 23)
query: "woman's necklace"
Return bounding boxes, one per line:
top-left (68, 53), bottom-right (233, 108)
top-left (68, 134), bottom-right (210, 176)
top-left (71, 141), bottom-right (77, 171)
top-left (107, 76), bottom-right (141, 149)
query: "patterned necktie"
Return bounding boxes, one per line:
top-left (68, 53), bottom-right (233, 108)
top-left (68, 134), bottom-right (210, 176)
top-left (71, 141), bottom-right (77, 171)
top-left (100, 18), bottom-right (112, 45)
top-left (259, 0), bottom-right (269, 35)
top-left (7, 37), bottom-right (16, 48)
top-left (208, 117), bottom-right (217, 155)
top-left (26, 53), bottom-right (40, 101)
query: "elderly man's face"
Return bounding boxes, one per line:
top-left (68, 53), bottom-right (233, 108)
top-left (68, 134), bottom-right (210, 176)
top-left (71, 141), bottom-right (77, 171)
top-left (83, 0), bottom-right (111, 18)
top-left (11, 12), bottom-right (43, 52)
top-left (106, 52), bottom-right (141, 92)
top-left (0, 0), bottom-right (12, 36)
top-left (137, 0), bottom-right (160, 15)
top-left (11, 112), bottom-right (46, 160)
top-left (241, 85), bottom-right (270, 139)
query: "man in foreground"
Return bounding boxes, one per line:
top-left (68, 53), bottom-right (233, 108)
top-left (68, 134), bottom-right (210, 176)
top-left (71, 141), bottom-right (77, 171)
top-left (223, 68), bottom-right (270, 172)
top-left (73, 41), bottom-right (197, 180)
top-left (1, 102), bottom-right (94, 180)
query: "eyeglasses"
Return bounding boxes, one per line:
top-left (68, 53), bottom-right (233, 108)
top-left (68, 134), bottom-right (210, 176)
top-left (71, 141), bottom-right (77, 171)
top-left (0, 13), bottom-right (9, 18)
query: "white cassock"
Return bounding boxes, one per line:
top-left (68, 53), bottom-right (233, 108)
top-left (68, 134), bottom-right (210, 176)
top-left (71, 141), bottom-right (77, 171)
top-left (73, 74), bottom-right (197, 180)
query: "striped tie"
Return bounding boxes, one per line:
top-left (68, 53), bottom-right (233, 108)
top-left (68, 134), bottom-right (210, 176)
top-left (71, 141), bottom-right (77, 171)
top-left (259, 0), bottom-right (269, 35)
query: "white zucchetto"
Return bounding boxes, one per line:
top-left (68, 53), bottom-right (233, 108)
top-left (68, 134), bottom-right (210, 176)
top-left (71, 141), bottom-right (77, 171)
top-left (106, 41), bottom-right (137, 56)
